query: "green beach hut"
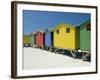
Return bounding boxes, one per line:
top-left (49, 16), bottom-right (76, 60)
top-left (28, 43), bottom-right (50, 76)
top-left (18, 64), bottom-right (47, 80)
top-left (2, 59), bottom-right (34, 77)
top-left (30, 32), bottom-right (36, 47)
top-left (79, 19), bottom-right (91, 51)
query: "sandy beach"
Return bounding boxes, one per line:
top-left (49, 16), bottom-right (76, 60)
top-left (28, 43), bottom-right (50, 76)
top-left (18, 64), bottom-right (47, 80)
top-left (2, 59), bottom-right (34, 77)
top-left (23, 47), bottom-right (91, 70)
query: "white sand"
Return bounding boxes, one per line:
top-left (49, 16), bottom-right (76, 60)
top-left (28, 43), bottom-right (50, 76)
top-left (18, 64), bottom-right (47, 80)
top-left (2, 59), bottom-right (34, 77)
top-left (23, 47), bottom-right (91, 70)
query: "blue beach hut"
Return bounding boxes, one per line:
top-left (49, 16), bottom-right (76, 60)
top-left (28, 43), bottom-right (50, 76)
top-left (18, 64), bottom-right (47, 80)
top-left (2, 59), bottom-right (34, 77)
top-left (45, 29), bottom-right (54, 51)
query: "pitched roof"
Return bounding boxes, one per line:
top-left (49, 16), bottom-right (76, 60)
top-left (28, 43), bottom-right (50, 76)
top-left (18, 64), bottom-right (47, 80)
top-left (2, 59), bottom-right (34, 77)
top-left (29, 31), bottom-right (37, 36)
top-left (53, 22), bottom-right (75, 31)
top-left (53, 19), bottom-right (90, 31)
top-left (36, 29), bottom-right (45, 34)
top-left (77, 19), bottom-right (90, 27)
top-left (45, 28), bottom-right (54, 33)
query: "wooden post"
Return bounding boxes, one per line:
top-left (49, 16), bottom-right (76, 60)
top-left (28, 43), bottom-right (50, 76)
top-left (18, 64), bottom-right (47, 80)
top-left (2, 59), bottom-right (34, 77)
top-left (62, 50), bottom-right (65, 55)
top-left (70, 50), bottom-right (76, 58)
top-left (82, 52), bottom-right (90, 61)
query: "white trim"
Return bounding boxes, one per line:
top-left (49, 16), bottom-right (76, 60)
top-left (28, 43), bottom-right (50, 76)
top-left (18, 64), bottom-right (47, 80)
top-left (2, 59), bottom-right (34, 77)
top-left (17, 3), bottom-right (96, 76)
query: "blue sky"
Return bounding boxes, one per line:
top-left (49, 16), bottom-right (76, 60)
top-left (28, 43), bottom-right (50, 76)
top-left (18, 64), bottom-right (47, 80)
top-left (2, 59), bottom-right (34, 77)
top-left (23, 10), bottom-right (90, 35)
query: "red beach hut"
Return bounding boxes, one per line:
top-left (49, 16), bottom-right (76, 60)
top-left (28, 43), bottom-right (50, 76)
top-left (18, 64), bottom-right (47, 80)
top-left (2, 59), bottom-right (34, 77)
top-left (35, 30), bottom-right (45, 49)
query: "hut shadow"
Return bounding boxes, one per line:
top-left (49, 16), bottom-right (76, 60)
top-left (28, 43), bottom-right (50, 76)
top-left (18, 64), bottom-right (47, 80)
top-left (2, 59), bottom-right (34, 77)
top-left (63, 51), bottom-right (91, 62)
top-left (75, 52), bottom-right (91, 62)
top-left (63, 50), bottom-right (73, 57)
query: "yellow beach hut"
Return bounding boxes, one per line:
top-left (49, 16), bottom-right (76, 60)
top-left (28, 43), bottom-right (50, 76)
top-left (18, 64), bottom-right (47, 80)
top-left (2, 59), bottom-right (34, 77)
top-left (53, 23), bottom-right (79, 50)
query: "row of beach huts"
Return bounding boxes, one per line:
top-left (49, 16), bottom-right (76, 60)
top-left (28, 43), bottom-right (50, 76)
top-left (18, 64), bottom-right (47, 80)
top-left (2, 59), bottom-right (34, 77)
top-left (23, 19), bottom-right (91, 61)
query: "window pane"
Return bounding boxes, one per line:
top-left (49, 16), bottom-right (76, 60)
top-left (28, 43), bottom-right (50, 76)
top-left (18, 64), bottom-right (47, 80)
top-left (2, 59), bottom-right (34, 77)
top-left (66, 28), bottom-right (70, 33)
top-left (87, 24), bottom-right (91, 31)
top-left (56, 30), bottom-right (59, 34)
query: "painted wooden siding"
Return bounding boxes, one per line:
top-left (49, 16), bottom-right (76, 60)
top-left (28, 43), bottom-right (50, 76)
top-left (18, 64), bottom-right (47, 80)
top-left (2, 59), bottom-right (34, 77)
top-left (79, 20), bottom-right (91, 51)
top-left (30, 34), bottom-right (36, 47)
top-left (75, 28), bottom-right (80, 49)
top-left (45, 30), bottom-right (53, 47)
top-left (54, 23), bottom-right (79, 50)
top-left (36, 31), bottom-right (45, 47)
top-left (45, 31), bottom-right (51, 47)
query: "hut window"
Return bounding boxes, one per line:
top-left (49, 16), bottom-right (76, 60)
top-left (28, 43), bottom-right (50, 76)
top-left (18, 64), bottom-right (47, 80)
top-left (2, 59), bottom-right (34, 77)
top-left (56, 30), bottom-right (59, 34)
top-left (66, 28), bottom-right (70, 33)
top-left (87, 24), bottom-right (91, 31)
